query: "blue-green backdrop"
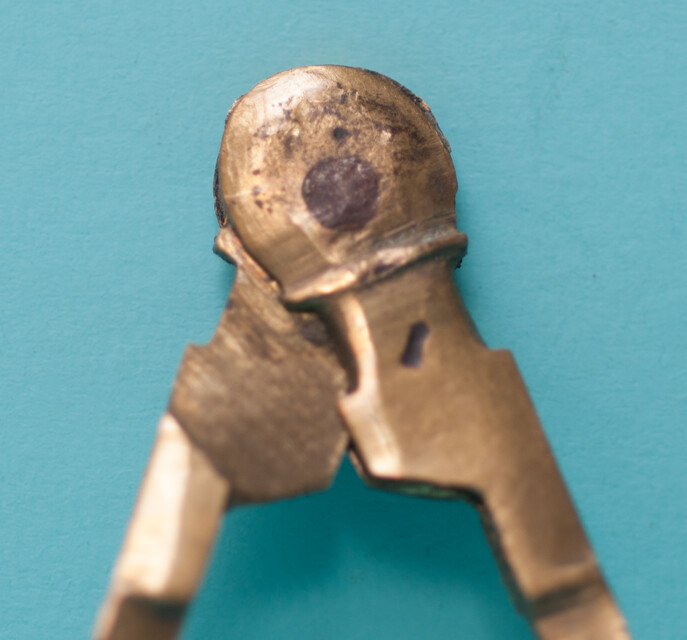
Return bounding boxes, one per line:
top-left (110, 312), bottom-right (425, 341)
top-left (1, 1), bottom-right (685, 638)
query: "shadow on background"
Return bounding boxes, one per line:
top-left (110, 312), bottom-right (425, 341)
top-left (184, 459), bottom-right (534, 640)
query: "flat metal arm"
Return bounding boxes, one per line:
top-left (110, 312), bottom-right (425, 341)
top-left (93, 414), bottom-right (229, 640)
top-left (326, 259), bottom-right (630, 640)
top-left (94, 229), bottom-right (350, 639)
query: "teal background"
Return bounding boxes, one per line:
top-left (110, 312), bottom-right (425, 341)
top-left (1, 1), bottom-right (685, 638)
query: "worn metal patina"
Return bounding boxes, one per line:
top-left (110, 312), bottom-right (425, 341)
top-left (95, 66), bottom-right (631, 640)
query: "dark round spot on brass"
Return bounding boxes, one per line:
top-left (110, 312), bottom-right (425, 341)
top-left (332, 127), bottom-right (350, 140)
top-left (302, 156), bottom-right (379, 231)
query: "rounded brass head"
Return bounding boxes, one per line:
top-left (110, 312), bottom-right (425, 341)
top-left (215, 65), bottom-right (466, 305)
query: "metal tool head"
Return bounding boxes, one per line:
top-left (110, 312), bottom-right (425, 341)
top-left (215, 65), bottom-right (467, 305)
top-left (96, 66), bottom-right (631, 640)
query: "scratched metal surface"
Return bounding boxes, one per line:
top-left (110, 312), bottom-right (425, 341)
top-left (1, 1), bottom-right (686, 639)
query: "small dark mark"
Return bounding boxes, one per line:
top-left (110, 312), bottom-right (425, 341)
top-left (336, 82), bottom-right (343, 89)
top-left (358, 95), bottom-right (400, 120)
top-left (283, 109), bottom-right (292, 120)
top-left (213, 161), bottom-right (227, 226)
top-left (255, 200), bottom-right (263, 208)
top-left (400, 322), bottom-right (430, 368)
top-left (252, 186), bottom-right (260, 196)
top-left (283, 133), bottom-right (299, 157)
top-left (332, 127), bottom-right (350, 141)
top-left (252, 169), bottom-right (260, 175)
top-left (302, 156), bottom-right (380, 231)
top-left (340, 94), bottom-right (347, 104)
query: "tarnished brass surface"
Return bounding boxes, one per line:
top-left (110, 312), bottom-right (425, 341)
top-left (168, 227), bottom-right (348, 505)
top-left (214, 65), bottom-right (632, 639)
top-left (95, 230), bottom-right (350, 639)
top-left (215, 65), bottom-right (467, 305)
top-left (95, 65), bottom-right (632, 640)
top-left (326, 261), bottom-right (627, 635)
